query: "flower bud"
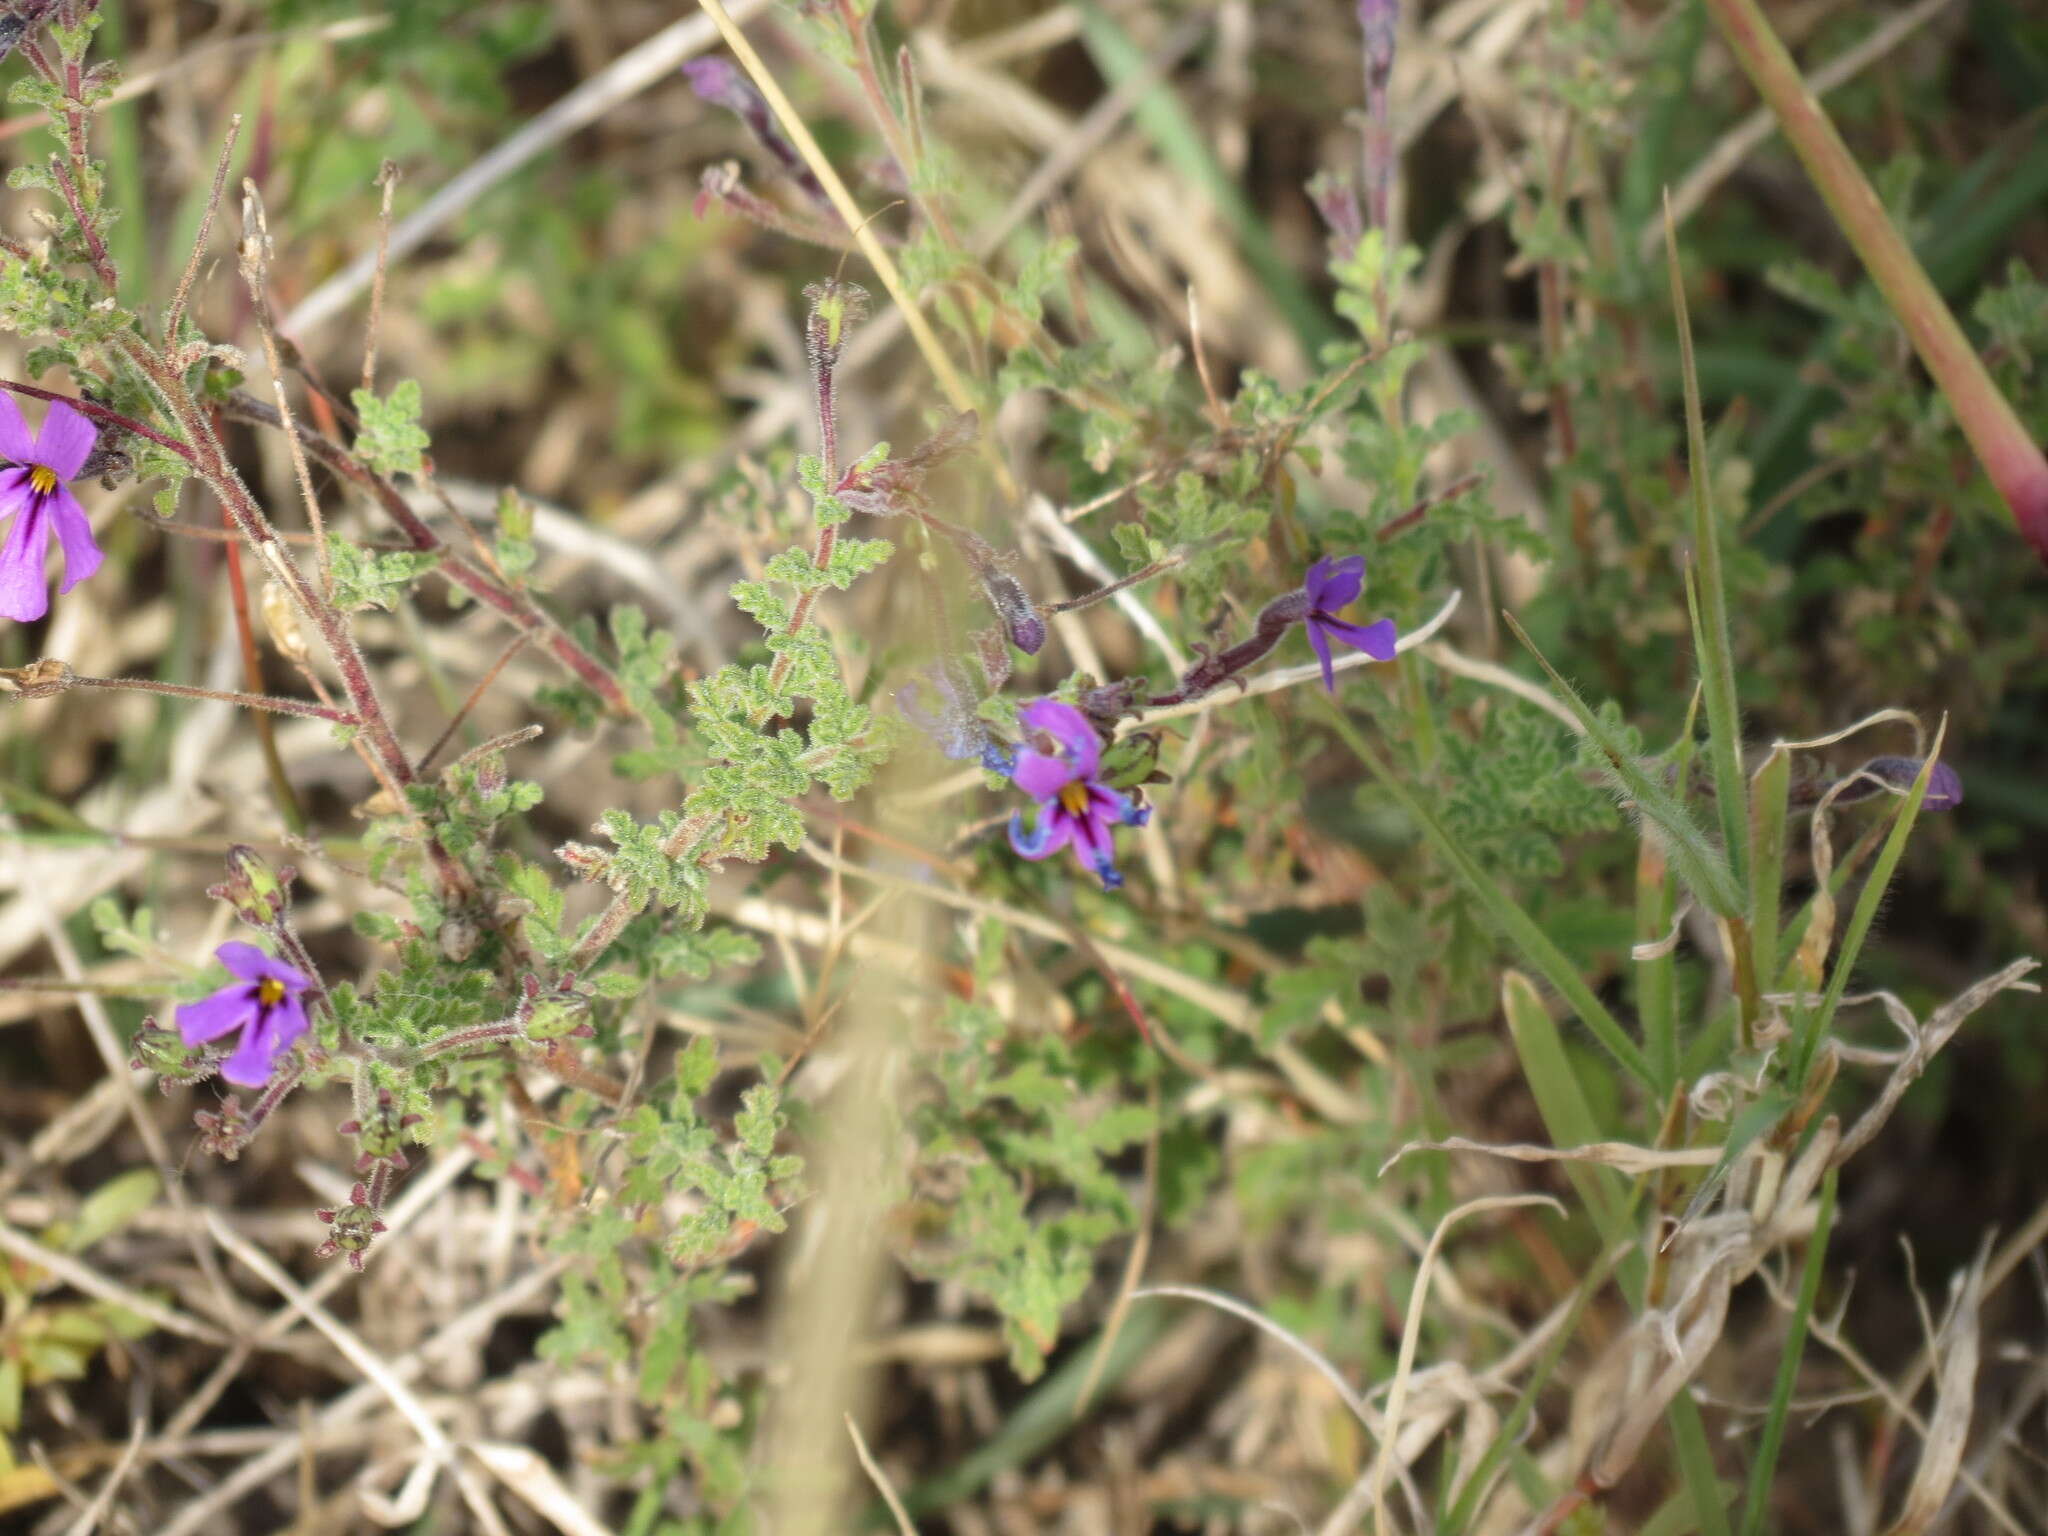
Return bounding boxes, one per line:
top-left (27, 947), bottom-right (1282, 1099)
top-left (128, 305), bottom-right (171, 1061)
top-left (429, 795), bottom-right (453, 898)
top-left (205, 844), bottom-right (291, 928)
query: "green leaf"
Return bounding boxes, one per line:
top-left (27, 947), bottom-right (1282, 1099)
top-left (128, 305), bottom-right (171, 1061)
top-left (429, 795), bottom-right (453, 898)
top-left (1500, 972), bottom-right (1632, 1248)
top-left (1504, 613), bottom-right (1743, 920)
top-left (1320, 695), bottom-right (1656, 1091)
top-left (351, 379), bottom-right (432, 476)
top-left (59, 1169), bottom-right (159, 1253)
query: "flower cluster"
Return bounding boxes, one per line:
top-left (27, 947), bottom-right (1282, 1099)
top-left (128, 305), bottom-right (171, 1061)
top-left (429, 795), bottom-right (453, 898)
top-left (900, 550), bottom-right (1400, 895)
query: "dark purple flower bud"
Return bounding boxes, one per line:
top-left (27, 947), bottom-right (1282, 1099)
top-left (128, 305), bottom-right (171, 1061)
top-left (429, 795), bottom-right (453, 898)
top-left (1075, 678), bottom-right (1144, 729)
top-left (1358, 0), bottom-right (1399, 91)
top-left (682, 55), bottom-right (831, 210)
top-left (1832, 756), bottom-right (1964, 812)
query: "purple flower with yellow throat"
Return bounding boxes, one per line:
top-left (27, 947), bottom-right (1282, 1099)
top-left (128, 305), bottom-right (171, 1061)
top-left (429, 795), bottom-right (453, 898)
top-left (1008, 699), bottom-right (1150, 890)
top-left (176, 942), bottom-right (312, 1088)
top-left (0, 394), bottom-right (102, 623)
top-left (1303, 554), bottom-right (1397, 691)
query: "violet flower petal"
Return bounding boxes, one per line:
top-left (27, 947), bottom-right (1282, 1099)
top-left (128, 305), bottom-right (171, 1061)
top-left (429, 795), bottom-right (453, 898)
top-left (1017, 699), bottom-right (1101, 779)
top-left (0, 393), bottom-right (37, 465)
top-left (1307, 618), bottom-right (1338, 693)
top-left (34, 400), bottom-right (96, 480)
top-left (214, 940), bottom-right (310, 990)
top-left (176, 985), bottom-right (259, 1046)
top-left (220, 1010), bottom-right (289, 1088)
top-left (0, 502), bottom-right (52, 622)
top-left (1306, 554), bottom-right (1365, 613)
top-left (49, 487), bottom-right (101, 594)
top-left (1009, 808), bottom-right (1075, 861)
top-left (1010, 746), bottom-right (1077, 802)
top-left (1319, 615), bottom-right (1399, 661)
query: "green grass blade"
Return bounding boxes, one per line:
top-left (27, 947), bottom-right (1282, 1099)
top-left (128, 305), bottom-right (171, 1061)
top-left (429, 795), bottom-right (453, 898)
top-left (1320, 698), bottom-right (1657, 1090)
top-left (1664, 199), bottom-right (1750, 892)
top-left (1503, 612), bottom-right (1744, 919)
top-left (1668, 1392), bottom-right (1735, 1536)
top-left (1789, 724), bottom-right (1948, 1081)
top-left (1738, 1168), bottom-right (1837, 1536)
top-left (1441, 1239), bottom-right (1629, 1533)
top-left (1748, 744), bottom-right (1791, 989)
top-left (1502, 971), bottom-right (1634, 1247)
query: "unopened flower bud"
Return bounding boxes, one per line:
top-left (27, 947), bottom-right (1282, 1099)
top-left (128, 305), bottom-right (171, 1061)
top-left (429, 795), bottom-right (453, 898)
top-left (205, 844), bottom-right (291, 928)
top-left (0, 657), bottom-right (76, 699)
top-left (129, 1016), bottom-right (216, 1090)
top-left (1833, 756), bottom-right (1964, 812)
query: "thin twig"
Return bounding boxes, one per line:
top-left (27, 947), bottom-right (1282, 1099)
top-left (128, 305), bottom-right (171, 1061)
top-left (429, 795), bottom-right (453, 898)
top-left (165, 115), bottom-right (242, 341)
top-left (362, 159), bottom-right (400, 398)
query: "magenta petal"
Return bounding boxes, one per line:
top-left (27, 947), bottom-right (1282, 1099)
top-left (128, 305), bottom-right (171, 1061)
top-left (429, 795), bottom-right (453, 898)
top-left (0, 502), bottom-right (51, 622)
top-left (214, 941), bottom-right (274, 983)
top-left (177, 984), bottom-right (258, 1046)
top-left (1011, 747), bottom-right (1077, 802)
top-left (1017, 699), bottom-right (1100, 778)
top-left (34, 400), bottom-right (97, 480)
top-left (1305, 554), bottom-right (1364, 613)
top-left (1008, 807), bottom-right (1074, 861)
top-left (49, 488), bottom-right (101, 594)
top-left (1321, 615), bottom-right (1399, 662)
top-left (214, 940), bottom-right (309, 990)
top-left (0, 467), bottom-right (32, 522)
top-left (0, 393), bottom-right (37, 465)
top-left (1307, 618), bottom-right (1337, 693)
top-left (220, 1015), bottom-right (287, 1087)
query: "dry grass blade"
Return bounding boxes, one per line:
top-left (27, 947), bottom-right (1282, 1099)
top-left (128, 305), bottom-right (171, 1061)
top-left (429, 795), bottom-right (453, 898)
top-left (1381, 1135), bottom-right (1723, 1178)
top-left (0, 1218), bottom-right (229, 1345)
top-left (1368, 1193), bottom-right (1562, 1536)
top-left (467, 1442), bottom-right (617, 1536)
top-left (1833, 959), bottom-right (2040, 1165)
top-left (1884, 1249), bottom-right (1987, 1535)
top-left (845, 1414), bottom-right (917, 1536)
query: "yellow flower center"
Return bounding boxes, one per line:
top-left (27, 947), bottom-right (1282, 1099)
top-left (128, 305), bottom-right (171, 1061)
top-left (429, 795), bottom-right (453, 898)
top-left (257, 977), bottom-right (286, 1007)
top-left (28, 465), bottom-right (57, 496)
top-left (1057, 781), bottom-right (1092, 817)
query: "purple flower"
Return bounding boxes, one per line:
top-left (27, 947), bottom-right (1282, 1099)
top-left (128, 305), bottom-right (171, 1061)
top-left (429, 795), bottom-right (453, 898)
top-left (1833, 756), bottom-right (1964, 812)
top-left (0, 395), bottom-right (102, 623)
top-left (176, 942), bottom-right (312, 1088)
top-left (681, 55), bottom-right (830, 211)
top-left (1008, 699), bottom-right (1149, 891)
top-left (1303, 555), bottom-right (1398, 692)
